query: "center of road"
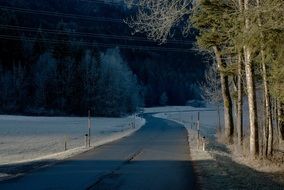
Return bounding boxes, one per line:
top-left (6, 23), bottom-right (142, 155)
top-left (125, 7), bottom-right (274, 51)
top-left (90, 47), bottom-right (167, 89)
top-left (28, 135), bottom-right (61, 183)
top-left (0, 114), bottom-right (197, 190)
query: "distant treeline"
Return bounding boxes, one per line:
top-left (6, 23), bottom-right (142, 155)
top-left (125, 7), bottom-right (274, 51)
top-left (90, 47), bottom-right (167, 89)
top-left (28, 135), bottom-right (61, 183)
top-left (0, 0), bottom-right (206, 116)
top-left (0, 33), bottom-right (141, 116)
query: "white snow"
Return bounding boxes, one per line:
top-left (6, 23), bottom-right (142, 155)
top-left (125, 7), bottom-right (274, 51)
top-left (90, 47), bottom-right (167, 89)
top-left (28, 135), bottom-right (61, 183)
top-left (153, 107), bottom-right (223, 140)
top-left (144, 105), bottom-right (212, 114)
top-left (0, 115), bottom-right (145, 165)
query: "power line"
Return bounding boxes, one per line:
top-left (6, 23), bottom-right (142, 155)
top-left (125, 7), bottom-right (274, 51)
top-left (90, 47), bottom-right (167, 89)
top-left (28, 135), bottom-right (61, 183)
top-left (0, 4), bottom-right (195, 47)
top-left (0, 34), bottom-right (195, 53)
top-left (0, 5), bottom-right (124, 23)
top-left (0, 24), bottom-right (194, 45)
top-left (80, 0), bottom-right (126, 6)
top-left (79, 0), bottom-right (139, 7)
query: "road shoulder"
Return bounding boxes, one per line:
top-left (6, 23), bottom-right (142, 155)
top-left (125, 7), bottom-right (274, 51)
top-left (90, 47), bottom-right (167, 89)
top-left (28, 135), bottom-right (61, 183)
top-left (155, 112), bottom-right (284, 190)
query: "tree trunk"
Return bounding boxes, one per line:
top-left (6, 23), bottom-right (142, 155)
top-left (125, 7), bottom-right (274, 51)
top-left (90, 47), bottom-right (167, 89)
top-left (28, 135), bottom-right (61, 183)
top-left (232, 77), bottom-right (238, 122)
top-left (278, 102), bottom-right (284, 141)
top-left (244, 48), bottom-right (259, 157)
top-left (256, 0), bottom-right (273, 156)
top-left (217, 104), bottom-right (222, 133)
top-left (275, 99), bottom-right (279, 140)
top-left (261, 52), bottom-right (273, 156)
top-left (213, 46), bottom-right (234, 143)
top-left (237, 51), bottom-right (243, 147)
top-left (263, 91), bottom-right (268, 156)
top-left (244, 0), bottom-right (259, 157)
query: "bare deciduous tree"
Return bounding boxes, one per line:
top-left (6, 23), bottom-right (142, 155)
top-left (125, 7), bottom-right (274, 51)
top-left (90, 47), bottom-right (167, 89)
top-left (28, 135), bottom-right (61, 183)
top-left (199, 63), bottom-right (222, 105)
top-left (125, 0), bottom-right (191, 43)
top-left (199, 63), bottom-right (223, 132)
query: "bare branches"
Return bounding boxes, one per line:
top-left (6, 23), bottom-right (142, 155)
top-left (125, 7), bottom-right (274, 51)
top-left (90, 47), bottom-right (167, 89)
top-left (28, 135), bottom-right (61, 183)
top-left (124, 0), bottom-right (192, 43)
top-left (199, 63), bottom-right (223, 105)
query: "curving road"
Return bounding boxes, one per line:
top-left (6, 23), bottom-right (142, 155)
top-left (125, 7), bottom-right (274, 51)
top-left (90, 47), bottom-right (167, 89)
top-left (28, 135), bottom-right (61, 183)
top-left (0, 114), bottom-right (196, 190)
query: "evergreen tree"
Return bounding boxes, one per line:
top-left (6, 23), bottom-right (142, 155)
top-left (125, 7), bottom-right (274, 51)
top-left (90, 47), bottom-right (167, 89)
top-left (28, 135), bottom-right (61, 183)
top-left (33, 27), bottom-right (48, 58)
top-left (159, 92), bottom-right (168, 106)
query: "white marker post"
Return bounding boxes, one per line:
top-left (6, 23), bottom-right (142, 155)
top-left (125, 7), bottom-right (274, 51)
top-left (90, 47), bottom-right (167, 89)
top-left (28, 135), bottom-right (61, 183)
top-left (202, 136), bottom-right (206, 151)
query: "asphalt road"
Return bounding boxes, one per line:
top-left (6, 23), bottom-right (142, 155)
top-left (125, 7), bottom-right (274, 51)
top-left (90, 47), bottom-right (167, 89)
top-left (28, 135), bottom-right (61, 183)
top-left (0, 114), bottom-right (196, 190)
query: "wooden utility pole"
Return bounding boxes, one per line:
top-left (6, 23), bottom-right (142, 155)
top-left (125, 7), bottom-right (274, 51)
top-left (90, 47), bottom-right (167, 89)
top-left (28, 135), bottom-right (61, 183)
top-left (64, 135), bottom-right (67, 151)
top-left (191, 114), bottom-right (193, 129)
top-left (134, 114), bottom-right (136, 128)
top-left (88, 110), bottom-right (91, 147)
top-left (197, 112), bottom-right (200, 140)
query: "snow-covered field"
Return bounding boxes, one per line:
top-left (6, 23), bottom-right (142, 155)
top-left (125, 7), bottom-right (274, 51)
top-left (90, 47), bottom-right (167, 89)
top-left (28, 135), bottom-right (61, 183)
top-left (0, 115), bottom-right (145, 165)
top-left (144, 105), bottom-right (213, 114)
top-left (151, 105), bottom-right (223, 132)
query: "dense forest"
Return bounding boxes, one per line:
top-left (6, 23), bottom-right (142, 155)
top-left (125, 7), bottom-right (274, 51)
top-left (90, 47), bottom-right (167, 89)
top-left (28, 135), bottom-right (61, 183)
top-left (0, 0), bottom-right (206, 116)
top-left (126, 0), bottom-right (284, 159)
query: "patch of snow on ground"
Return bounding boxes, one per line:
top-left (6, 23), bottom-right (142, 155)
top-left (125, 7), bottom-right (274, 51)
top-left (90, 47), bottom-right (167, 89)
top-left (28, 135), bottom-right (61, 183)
top-left (0, 115), bottom-right (145, 166)
top-left (144, 106), bottom-right (211, 114)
